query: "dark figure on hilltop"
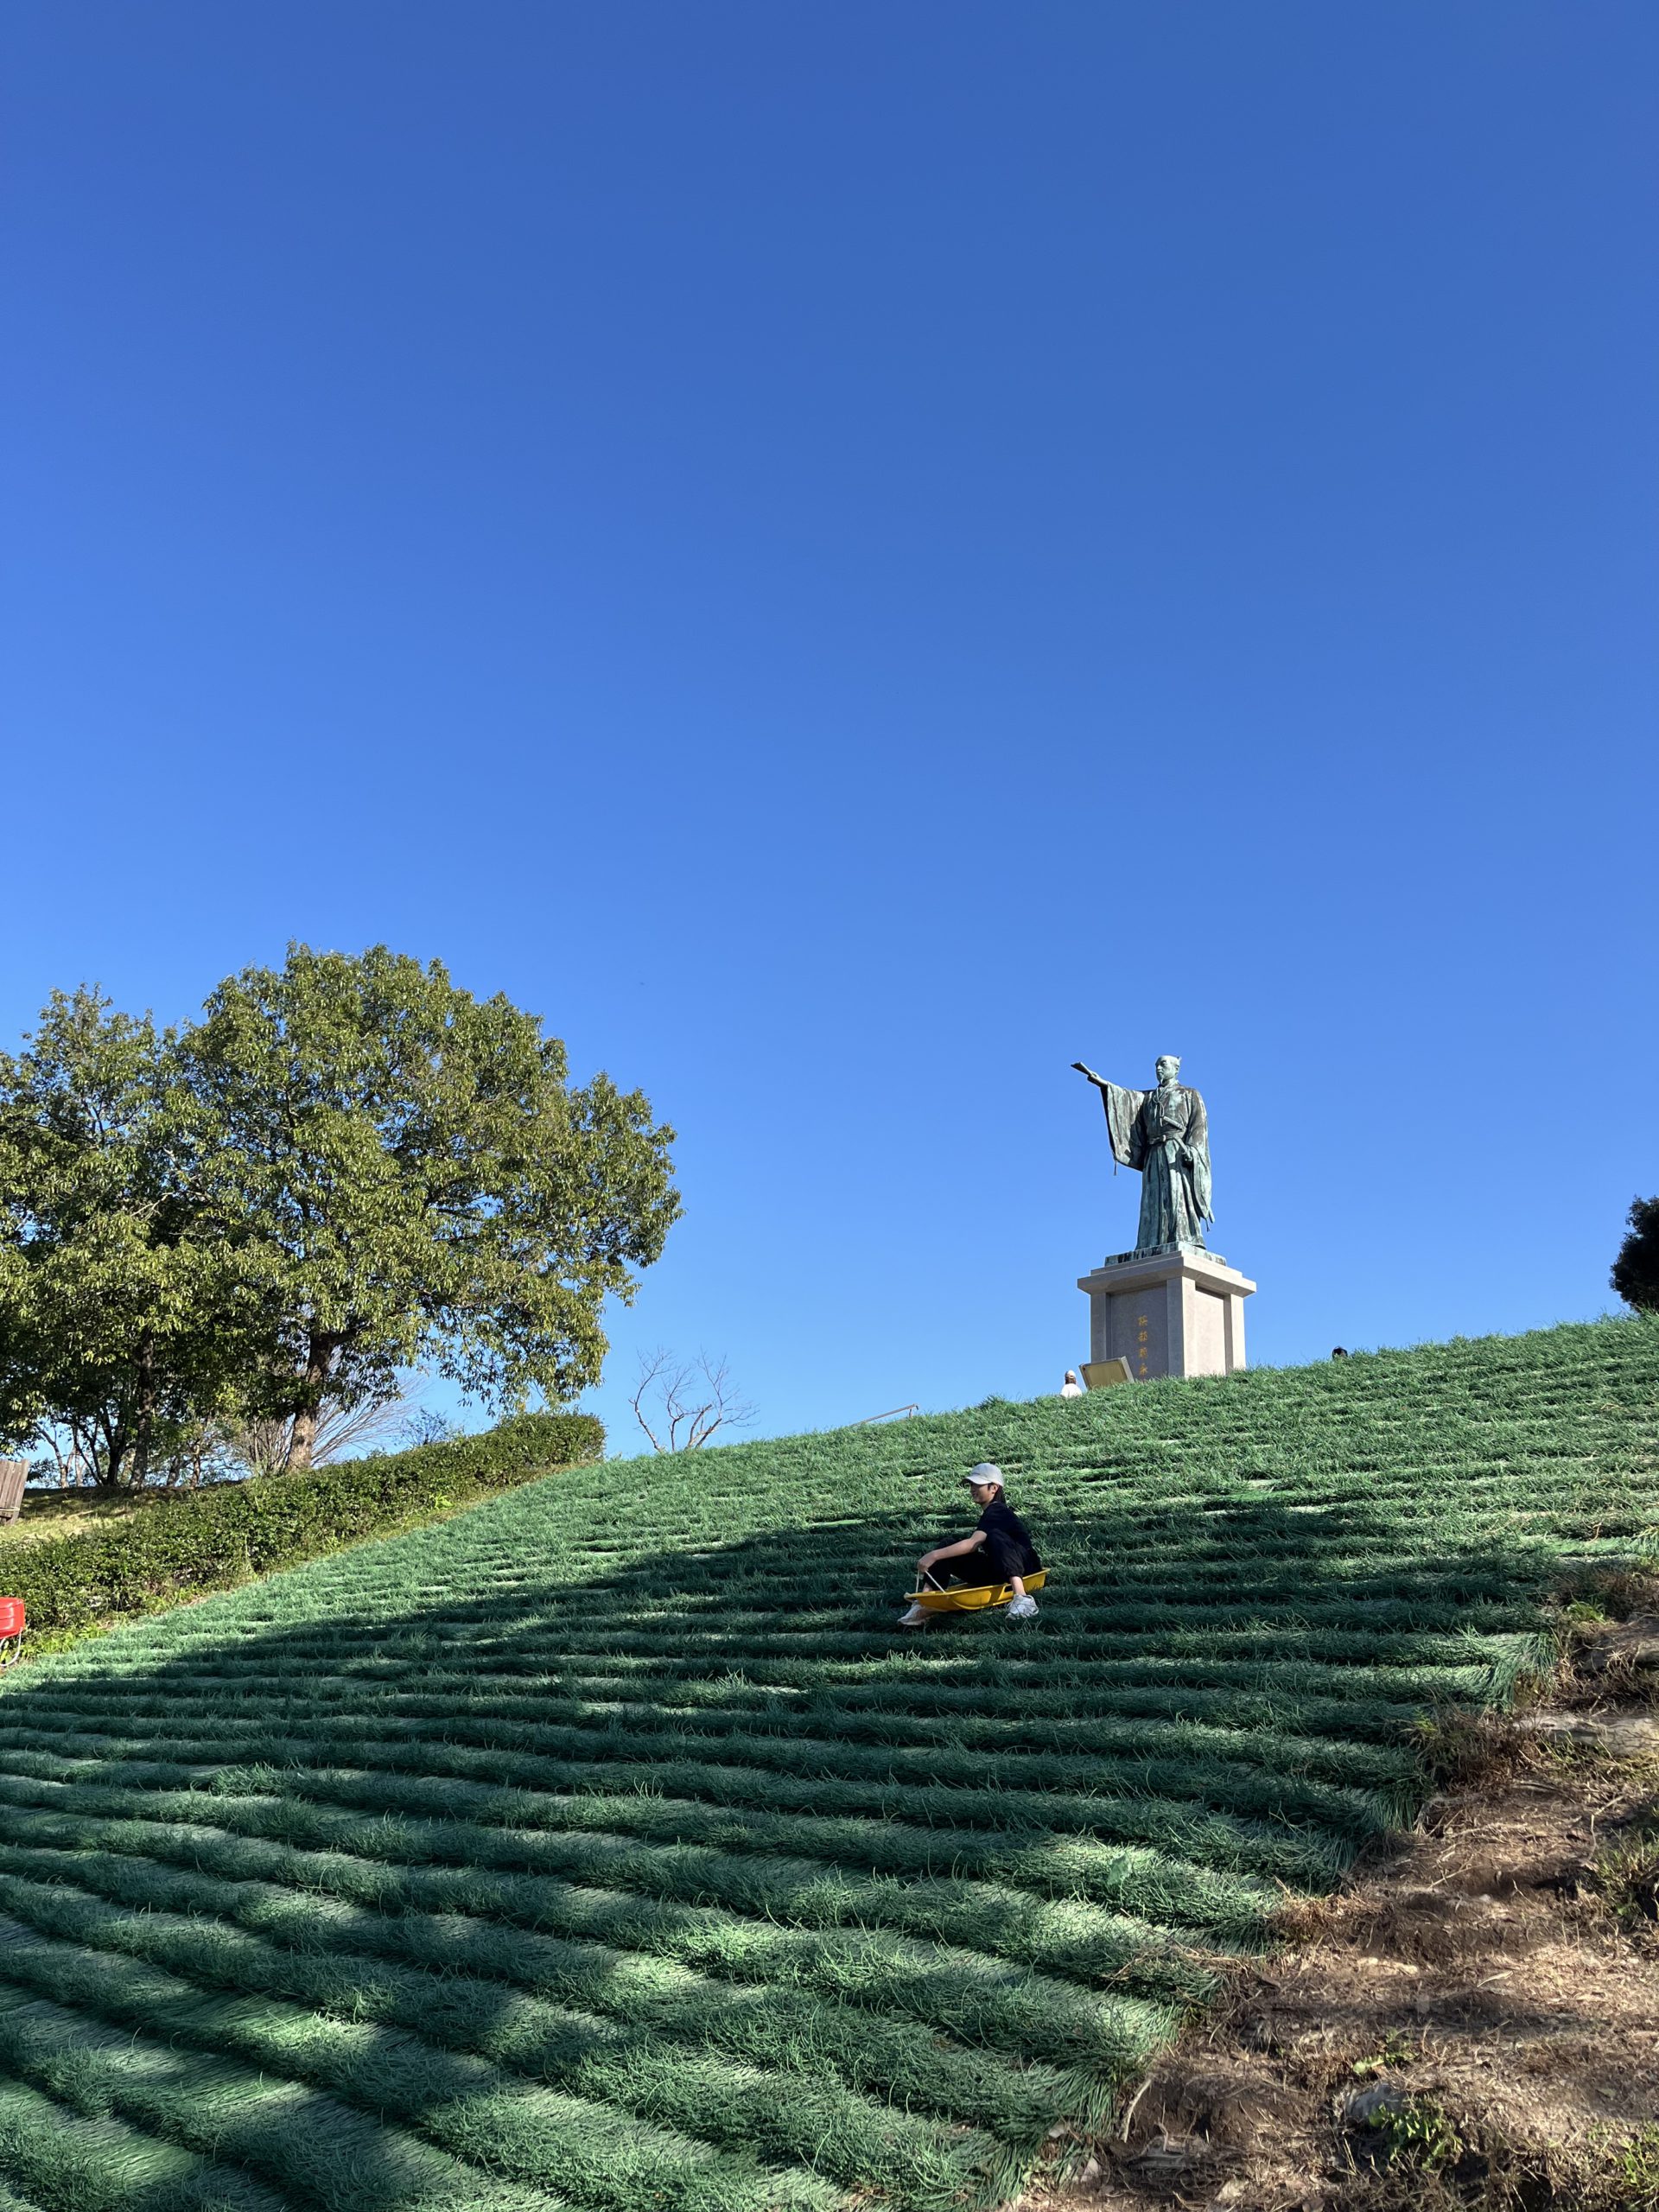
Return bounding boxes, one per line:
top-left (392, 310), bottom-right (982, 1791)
top-left (1611, 1196), bottom-right (1659, 1314)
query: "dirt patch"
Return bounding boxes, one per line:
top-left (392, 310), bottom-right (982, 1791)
top-left (1027, 1611), bottom-right (1659, 2212)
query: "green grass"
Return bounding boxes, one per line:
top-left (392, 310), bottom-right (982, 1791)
top-left (0, 1315), bottom-right (1654, 2210)
top-left (0, 1490), bottom-right (155, 1552)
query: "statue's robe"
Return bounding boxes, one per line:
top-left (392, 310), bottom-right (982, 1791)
top-left (1097, 1081), bottom-right (1214, 1252)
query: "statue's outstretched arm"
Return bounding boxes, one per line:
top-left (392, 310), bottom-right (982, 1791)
top-left (1078, 1067), bottom-right (1143, 1170)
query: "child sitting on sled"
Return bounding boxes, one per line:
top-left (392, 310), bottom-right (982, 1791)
top-left (899, 1463), bottom-right (1041, 1626)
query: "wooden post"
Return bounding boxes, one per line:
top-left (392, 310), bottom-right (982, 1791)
top-left (0, 1461), bottom-right (28, 1526)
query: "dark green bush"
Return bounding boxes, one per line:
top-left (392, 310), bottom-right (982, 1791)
top-left (0, 1411), bottom-right (602, 1636)
top-left (1611, 1194), bottom-right (1659, 1313)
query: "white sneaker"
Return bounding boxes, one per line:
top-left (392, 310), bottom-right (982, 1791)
top-left (1006, 1593), bottom-right (1039, 1620)
top-left (898, 1602), bottom-right (929, 1628)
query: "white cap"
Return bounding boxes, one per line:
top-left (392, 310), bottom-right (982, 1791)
top-left (964, 1462), bottom-right (1004, 1489)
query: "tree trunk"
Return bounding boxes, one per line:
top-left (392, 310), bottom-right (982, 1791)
top-left (130, 1325), bottom-right (157, 1487)
top-left (93, 1408), bottom-right (130, 1494)
top-left (286, 1332), bottom-right (342, 1471)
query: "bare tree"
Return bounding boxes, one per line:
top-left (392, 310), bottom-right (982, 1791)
top-left (400, 1406), bottom-right (461, 1449)
top-left (28, 1425), bottom-right (91, 1492)
top-left (630, 1350), bottom-right (755, 1454)
top-left (221, 1388), bottom-right (422, 1478)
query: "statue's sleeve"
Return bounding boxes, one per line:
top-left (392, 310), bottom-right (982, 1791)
top-left (1186, 1090), bottom-right (1214, 1222)
top-left (1099, 1084), bottom-right (1147, 1170)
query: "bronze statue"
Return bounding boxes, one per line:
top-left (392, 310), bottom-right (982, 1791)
top-left (1072, 1055), bottom-right (1213, 1254)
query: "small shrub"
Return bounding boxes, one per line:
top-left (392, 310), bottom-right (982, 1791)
top-left (1556, 1566), bottom-right (1659, 1623)
top-left (1370, 2094), bottom-right (1464, 2174)
top-left (1351, 2030), bottom-right (1415, 2077)
top-left (1561, 1597), bottom-right (1611, 1624)
top-left (1410, 1707), bottom-right (1525, 1789)
top-left (1591, 1816), bottom-right (1659, 1929)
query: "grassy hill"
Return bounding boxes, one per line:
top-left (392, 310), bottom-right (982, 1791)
top-left (0, 1317), bottom-right (1653, 2212)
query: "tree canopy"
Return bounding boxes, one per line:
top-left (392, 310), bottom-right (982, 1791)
top-left (0, 989), bottom-right (253, 1485)
top-left (0, 948), bottom-right (680, 1482)
top-left (1611, 1195), bottom-right (1659, 1316)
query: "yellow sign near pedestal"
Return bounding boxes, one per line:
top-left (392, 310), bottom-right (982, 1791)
top-left (1080, 1358), bottom-right (1135, 1389)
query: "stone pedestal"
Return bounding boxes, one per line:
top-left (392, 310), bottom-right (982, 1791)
top-left (1077, 1246), bottom-right (1255, 1382)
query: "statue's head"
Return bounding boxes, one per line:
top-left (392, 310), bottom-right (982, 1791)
top-left (1155, 1054), bottom-right (1181, 1084)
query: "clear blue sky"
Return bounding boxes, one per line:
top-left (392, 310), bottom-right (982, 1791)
top-left (4, 3), bottom-right (1656, 1450)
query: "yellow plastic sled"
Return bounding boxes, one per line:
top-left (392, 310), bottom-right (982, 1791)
top-left (906, 1567), bottom-right (1047, 1615)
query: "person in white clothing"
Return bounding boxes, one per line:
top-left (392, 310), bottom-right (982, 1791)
top-left (1059, 1370), bottom-right (1084, 1397)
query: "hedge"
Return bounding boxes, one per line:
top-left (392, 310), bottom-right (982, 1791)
top-left (0, 1411), bottom-right (603, 1639)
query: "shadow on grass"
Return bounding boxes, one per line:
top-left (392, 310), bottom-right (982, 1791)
top-left (0, 1487), bottom-right (1571, 1808)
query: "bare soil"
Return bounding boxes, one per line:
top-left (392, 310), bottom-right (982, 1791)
top-left (1027, 1606), bottom-right (1659, 2212)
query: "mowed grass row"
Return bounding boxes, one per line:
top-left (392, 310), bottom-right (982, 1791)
top-left (0, 1319), bottom-right (1655, 2212)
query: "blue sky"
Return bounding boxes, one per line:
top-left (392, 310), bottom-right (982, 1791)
top-left (3, 3), bottom-right (1656, 1451)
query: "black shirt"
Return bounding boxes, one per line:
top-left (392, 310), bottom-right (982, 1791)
top-left (977, 1497), bottom-right (1040, 1576)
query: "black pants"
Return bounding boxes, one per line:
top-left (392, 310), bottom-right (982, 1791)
top-left (926, 1545), bottom-right (1034, 1591)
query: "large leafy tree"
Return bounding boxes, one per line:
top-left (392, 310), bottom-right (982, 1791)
top-left (178, 944), bottom-right (680, 1467)
top-left (1611, 1196), bottom-right (1659, 1315)
top-left (0, 989), bottom-right (252, 1487)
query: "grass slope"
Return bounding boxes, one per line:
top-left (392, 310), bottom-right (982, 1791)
top-left (0, 1317), bottom-right (1654, 2212)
